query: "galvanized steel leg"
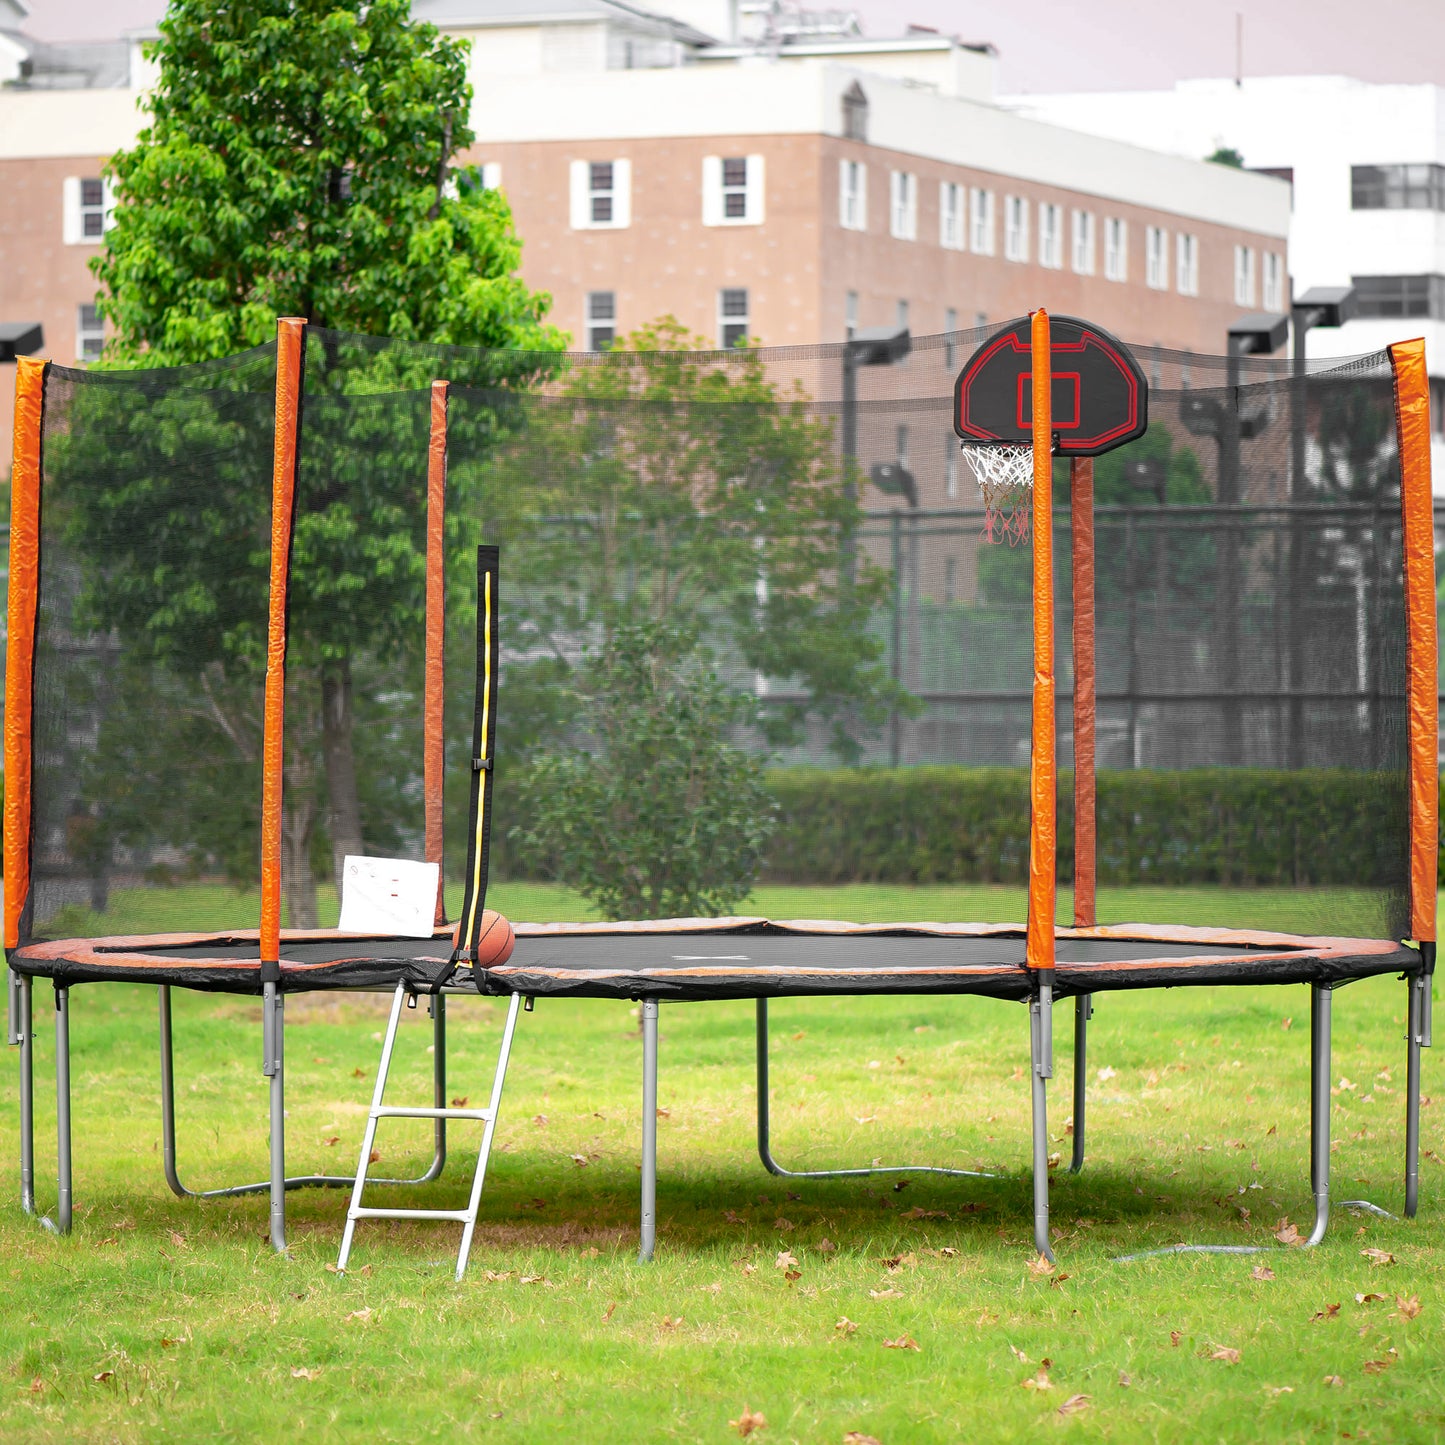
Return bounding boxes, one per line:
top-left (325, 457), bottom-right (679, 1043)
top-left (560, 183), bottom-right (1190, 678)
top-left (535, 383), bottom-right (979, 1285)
top-left (1406, 970), bottom-right (1426, 1219)
top-left (640, 998), bottom-right (658, 1263)
top-left (1305, 984), bottom-right (1331, 1246)
top-left (262, 982), bottom-right (286, 1253)
top-left (50, 986), bottom-right (73, 1235)
top-left (1030, 982), bottom-right (1054, 1262)
top-left (18, 974), bottom-right (34, 1216)
top-left (1069, 994), bottom-right (1091, 1174)
top-left (428, 993), bottom-right (448, 1184)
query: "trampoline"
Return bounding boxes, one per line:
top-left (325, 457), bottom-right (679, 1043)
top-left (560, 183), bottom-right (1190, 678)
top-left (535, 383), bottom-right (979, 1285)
top-left (5, 311), bottom-right (1437, 1273)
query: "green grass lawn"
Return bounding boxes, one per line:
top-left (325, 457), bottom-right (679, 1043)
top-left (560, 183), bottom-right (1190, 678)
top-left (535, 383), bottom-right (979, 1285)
top-left (2, 882), bottom-right (1443, 1441)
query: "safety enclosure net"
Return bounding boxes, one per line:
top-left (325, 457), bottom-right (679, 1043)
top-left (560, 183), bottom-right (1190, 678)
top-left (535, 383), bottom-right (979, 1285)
top-left (7, 322), bottom-right (1428, 951)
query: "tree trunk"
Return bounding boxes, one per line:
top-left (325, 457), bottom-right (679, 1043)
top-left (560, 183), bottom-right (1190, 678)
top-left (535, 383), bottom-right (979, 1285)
top-left (282, 744), bottom-right (319, 931)
top-left (321, 657), bottom-right (365, 894)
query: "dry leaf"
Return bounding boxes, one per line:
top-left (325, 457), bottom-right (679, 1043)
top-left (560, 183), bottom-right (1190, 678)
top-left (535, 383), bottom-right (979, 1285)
top-left (1311, 1303), bottom-right (1342, 1322)
top-left (1096, 1066), bottom-right (1117, 1081)
top-left (1028, 1252), bottom-right (1056, 1278)
top-left (1057, 1394), bottom-right (1090, 1417)
top-left (1363, 1358), bottom-right (1392, 1375)
top-left (1020, 1368), bottom-right (1052, 1391)
top-left (1251, 1265), bottom-right (1276, 1282)
top-left (656, 1107), bottom-right (671, 1118)
top-left (740, 1263), bottom-right (757, 1276)
top-left (1208, 1346), bottom-right (1242, 1365)
top-left (729, 1406), bottom-right (766, 1437)
top-left (724, 1210), bottom-right (744, 1225)
top-left (818, 1238), bottom-right (838, 1254)
top-left (532, 1114), bottom-right (548, 1126)
top-left (883, 1335), bottom-right (920, 1351)
top-left (1396, 1293), bottom-right (1422, 1319)
top-left (1361, 1247), bottom-right (1396, 1265)
top-left (661, 1315), bottom-right (682, 1330)
top-left (1265, 1386), bottom-right (1294, 1397)
top-left (869, 1287), bottom-right (903, 1300)
top-left (92, 1371), bottom-right (114, 1384)
top-left (903, 1207), bottom-right (948, 1221)
top-left (346, 1307), bottom-right (373, 1322)
top-left (482, 1269), bottom-right (514, 1282)
top-left (352, 1067), bottom-right (365, 1078)
top-left (169, 1231), bottom-right (189, 1250)
top-left (291, 1367), bottom-right (320, 1380)
top-left (881, 1252), bottom-right (918, 1273)
top-left (774, 1250), bottom-right (799, 1272)
top-left (843, 1435), bottom-right (882, 1445)
top-left (835, 1317), bottom-right (859, 1335)
top-left (1117, 1371), bottom-right (1132, 1388)
top-left (1275, 1221), bottom-right (1303, 1247)
top-left (1323, 1374), bottom-right (1344, 1386)
top-left (1009, 1344), bottom-right (1029, 1362)
top-left (774, 1217), bottom-right (795, 1232)
top-left (570, 1154), bottom-right (589, 1167)
top-left (1355, 1292), bottom-right (1387, 1304)
top-left (519, 1274), bottom-right (552, 1287)
top-left (368, 1149), bottom-right (380, 1164)
top-left (321, 1136), bottom-right (340, 1147)
top-left (783, 1269), bottom-right (801, 1283)
top-left (1170, 1331), bottom-right (1184, 1347)
top-left (603, 1301), bottom-right (617, 1322)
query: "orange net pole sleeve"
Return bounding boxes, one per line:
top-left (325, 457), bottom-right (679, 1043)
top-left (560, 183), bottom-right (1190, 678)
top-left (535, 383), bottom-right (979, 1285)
top-left (5, 356), bottom-right (47, 950)
top-left (1070, 457), bottom-right (1097, 928)
top-left (1026, 309), bottom-right (1057, 972)
top-left (1389, 338), bottom-right (1437, 943)
top-left (425, 380), bottom-right (450, 926)
top-left (260, 318), bottom-right (306, 963)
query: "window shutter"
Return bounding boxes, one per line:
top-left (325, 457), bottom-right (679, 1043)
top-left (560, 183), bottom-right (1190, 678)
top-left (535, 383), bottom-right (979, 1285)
top-left (744, 153), bottom-right (764, 225)
top-left (481, 162), bottom-right (502, 191)
top-left (62, 176), bottom-right (82, 245)
top-left (701, 155), bottom-right (722, 227)
top-left (569, 160), bottom-right (589, 229)
top-left (857, 163), bottom-right (867, 230)
top-left (612, 158), bottom-right (631, 228)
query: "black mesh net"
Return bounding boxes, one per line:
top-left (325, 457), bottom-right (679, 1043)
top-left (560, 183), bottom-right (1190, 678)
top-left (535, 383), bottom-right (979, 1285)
top-left (17, 323), bottom-right (1415, 944)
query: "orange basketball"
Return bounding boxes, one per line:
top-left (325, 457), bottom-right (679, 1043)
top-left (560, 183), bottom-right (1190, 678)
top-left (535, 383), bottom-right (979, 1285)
top-left (458, 908), bottom-right (515, 967)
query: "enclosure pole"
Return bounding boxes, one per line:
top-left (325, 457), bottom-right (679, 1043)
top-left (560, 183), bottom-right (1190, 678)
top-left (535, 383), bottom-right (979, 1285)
top-left (5, 355), bottom-right (47, 954)
top-left (425, 380), bottom-right (450, 927)
top-left (640, 999), bottom-right (659, 1262)
top-left (259, 317), bottom-right (306, 964)
top-left (1070, 458), bottom-right (1096, 928)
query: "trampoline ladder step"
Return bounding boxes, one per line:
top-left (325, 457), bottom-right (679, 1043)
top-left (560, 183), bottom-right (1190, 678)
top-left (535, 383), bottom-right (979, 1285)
top-left (336, 985), bottom-right (523, 1282)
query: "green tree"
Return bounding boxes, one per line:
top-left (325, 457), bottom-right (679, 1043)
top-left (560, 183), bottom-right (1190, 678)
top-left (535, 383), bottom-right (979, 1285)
top-left (1207, 145), bottom-right (1246, 168)
top-left (73, 0), bottom-right (562, 926)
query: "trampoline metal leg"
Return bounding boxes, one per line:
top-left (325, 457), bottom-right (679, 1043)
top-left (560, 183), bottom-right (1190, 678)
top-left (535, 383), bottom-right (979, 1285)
top-left (427, 994), bottom-right (448, 1185)
top-left (19, 974), bottom-right (34, 1216)
top-left (640, 999), bottom-right (658, 1263)
top-left (1306, 984), bottom-right (1331, 1247)
top-left (6, 964), bottom-right (18, 1047)
top-left (1406, 970), bottom-right (1425, 1219)
top-left (1069, 995), bottom-right (1092, 1175)
top-left (1030, 983), bottom-right (1054, 1262)
top-left (263, 983), bottom-right (286, 1254)
top-left (43, 986), bottom-right (73, 1236)
top-left (754, 997), bottom-right (994, 1182)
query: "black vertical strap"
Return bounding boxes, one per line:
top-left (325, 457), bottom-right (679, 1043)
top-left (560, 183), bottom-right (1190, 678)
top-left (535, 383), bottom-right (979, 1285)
top-left (454, 545), bottom-right (500, 963)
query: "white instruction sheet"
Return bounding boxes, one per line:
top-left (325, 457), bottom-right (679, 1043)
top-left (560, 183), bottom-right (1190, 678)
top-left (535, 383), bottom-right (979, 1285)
top-left (337, 855), bottom-right (440, 938)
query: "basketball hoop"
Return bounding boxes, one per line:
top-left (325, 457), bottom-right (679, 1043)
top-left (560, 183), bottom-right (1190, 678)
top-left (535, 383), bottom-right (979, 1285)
top-left (961, 441), bottom-right (1036, 546)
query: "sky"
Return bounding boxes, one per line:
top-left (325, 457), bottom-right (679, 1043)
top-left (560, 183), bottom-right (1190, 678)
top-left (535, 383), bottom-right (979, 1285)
top-left (18, 0), bottom-right (1445, 92)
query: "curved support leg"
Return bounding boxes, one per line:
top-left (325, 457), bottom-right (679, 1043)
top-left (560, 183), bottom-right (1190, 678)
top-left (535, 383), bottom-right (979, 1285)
top-left (1068, 995), bottom-right (1091, 1175)
top-left (1030, 983), bottom-right (1055, 1262)
top-left (639, 999), bottom-right (658, 1263)
top-left (18, 974), bottom-right (34, 1216)
top-left (158, 984), bottom-right (449, 1202)
top-left (754, 998), bottom-right (994, 1182)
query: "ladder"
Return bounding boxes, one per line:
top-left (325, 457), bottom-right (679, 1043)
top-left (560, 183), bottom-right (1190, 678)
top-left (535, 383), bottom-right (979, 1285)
top-left (337, 984), bottom-right (522, 1280)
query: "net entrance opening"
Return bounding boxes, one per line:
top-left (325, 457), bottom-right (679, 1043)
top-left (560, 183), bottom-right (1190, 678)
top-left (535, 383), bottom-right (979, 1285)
top-left (961, 441), bottom-right (1037, 546)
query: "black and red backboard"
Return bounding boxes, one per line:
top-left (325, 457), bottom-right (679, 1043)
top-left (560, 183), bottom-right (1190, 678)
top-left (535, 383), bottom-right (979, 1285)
top-left (953, 314), bottom-right (1148, 456)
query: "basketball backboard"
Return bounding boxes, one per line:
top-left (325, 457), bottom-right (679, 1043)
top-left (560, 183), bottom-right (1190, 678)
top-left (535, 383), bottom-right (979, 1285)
top-left (953, 314), bottom-right (1148, 457)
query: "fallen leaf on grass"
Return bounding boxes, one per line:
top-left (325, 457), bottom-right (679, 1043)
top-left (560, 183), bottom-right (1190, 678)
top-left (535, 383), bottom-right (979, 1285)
top-left (602, 1302), bottom-right (617, 1322)
top-left (291, 1367), bottom-right (320, 1381)
top-left (1251, 1265), bottom-right (1276, 1281)
top-left (346, 1308), bottom-right (373, 1322)
top-left (1265, 1386), bottom-right (1294, 1397)
top-left (1020, 1368), bottom-right (1052, 1390)
top-left (1096, 1066), bottom-right (1117, 1082)
top-left (1275, 1220), bottom-right (1303, 1247)
top-left (92, 1371), bottom-right (114, 1384)
top-left (1057, 1394), bottom-right (1090, 1417)
top-left (1009, 1344), bottom-right (1029, 1362)
top-left (168, 1231), bottom-right (189, 1251)
top-left (1117, 1371), bottom-right (1132, 1388)
top-left (1361, 1247), bottom-right (1396, 1265)
top-left (1355, 1292), bottom-right (1387, 1305)
top-left (352, 1067), bottom-right (365, 1078)
top-left (774, 1217), bottom-right (795, 1232)
top-left (660, 1315), bottom-right (682, 1330)
top-left (774, 1251), bottom-right (800, 1272)
top-left (729, 1406), bottom-right (766, 1437)
top-left (835, 1317), bottom-right (858, 1335)
top-left (532, 1115), bottom-right (548, 1127)
top-left (657, 1107), bottom-right (671, 1118)
top-left (701, 1282), bottom-right (723, 1295)
top-left (1363, 1358), bottom-right (1393, 1375)
top-left (854, 1116), bottom-right (876, 1125)
top-left (1206, 1346), bottom-right (1241, 1365)
top-left (368, 1149), bottom-right (380, 1165)
top-left (724, 1210), bottom-right (744, 1225)
top-left (1049, 1273), bottom-right (1072, 1288)
top-left (1311, 1303), bottom-right (1342, 1322)
top-left (883, 1335), bottom-right (920, 1351)
top-left (519, 1275), bottom-right (553, 1288)
top-left (1323, 1374), bottom-right (1343, 1386)
top-left (903, 1207), bottom-right (949, 1221)
top-left (869, 1288), bottom-right (903, 1300)
top-left (569, 1154), bottom-right (589, 1168)
top-left (1028, 1253), bottom-right (1055, 1278)
top-left (1397, 1293), bottom-right (1422, 1319)
top-left (482, 1270), bottom-right (514, 1282)
top-left (818, 1238), bottom-right (837, 1254)
top-left (880, 1252), bottom-right (918, 1273)
top-left (321, 1136), bottom-right (341, 1147)
top-left (843, 1435), bottom-right (882, 1445)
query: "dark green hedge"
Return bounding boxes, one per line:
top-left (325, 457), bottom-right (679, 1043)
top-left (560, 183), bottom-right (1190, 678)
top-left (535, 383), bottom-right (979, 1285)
top-left (762, 767), bottom-right (1414, 888)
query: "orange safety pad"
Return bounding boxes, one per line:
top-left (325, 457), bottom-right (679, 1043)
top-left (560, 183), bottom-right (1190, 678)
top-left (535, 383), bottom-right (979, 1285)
top-left (1070, 457), bottom-right (1097, 928)
top-left (1390, 338), bottom-right (1437, 943)
top-left (1026, 309), bottom-right (1057, 972)
top-left (425, 381), bottom-right (449, 926)
top-left (260, 318), bottom-right (306, 962)
top-left (4, 357), bottom-right (46, 949)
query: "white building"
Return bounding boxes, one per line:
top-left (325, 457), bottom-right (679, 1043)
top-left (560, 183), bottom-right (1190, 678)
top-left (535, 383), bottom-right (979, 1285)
top-left (1008, 75), bottom-right (1445, 485)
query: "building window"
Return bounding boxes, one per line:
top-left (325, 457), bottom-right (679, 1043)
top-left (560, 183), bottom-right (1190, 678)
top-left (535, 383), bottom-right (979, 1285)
top-left (1351, 163), bottom-right (1445, 211)
top-left (845, 290), bottom-right (858, 338)
top-left (944, 447), bottom-right (958, 500)
top-left (702, 154), bottom-right (764, 226)
top-left (1038, 202), bottom-right (1063, 269)
top-left (76, 302), bottom-right (104, 362)
top-left (842, 80), bottom-right (868, 142)
top-left (569, 158), bottom-right (631, 229)
top-left (1351, 273), bottom-right (1445, 320)
top-left (1071, 210), bottom-right (1095, 275)
top-left (890, 171), bottom-right (917, 241)
top-left (1176, 233), bottom-right (1199, 296)
top-left (944, 306), bottom-right (957, 368)
top-left (586, 291), bottom-right (616, 351)
top-left (1103, 217), bottom-right (1127, 281)
top-left (1145, 226), bottom-right (1168, 289)
top-left (1262, 251), bottom-right (1284, 311)
top-left (839, 159), bottom-right (866, 231)
top-left (969, 188), bottom-right (994, 255)
top-left (719, 287), bottom-right (749, 348)
top-left (63, 176), bottom-right (112, 244)
top-left (1234, 245), bottom-right (1256, 306)
top-left (939, 181), bottom-right (963, 250)
top-left (1004, 195), bottom-right (1029, 262)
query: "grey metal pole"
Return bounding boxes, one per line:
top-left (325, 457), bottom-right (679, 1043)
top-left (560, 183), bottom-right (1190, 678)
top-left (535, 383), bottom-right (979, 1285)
top-left (428, 993), bottom-right (448, 1183)
top-left (1068, 994), bottom-right (1091, 1174)
top-left (889, 510), bottom-right (902, 766)
top-left (639, 998), bottom-right (658, 1262)
top-left (53, 986), bottom-right (72, 1234)
top-left (756, 998), bottom-right (777, 1173)
top-left (159, 985), bottom-right (186, 1197)
top-left (263, 982), bottom-right (287, 1253)
top-left (1124, 509), bottom-right (1138, 765)
top-left (1030, 983), bottom-right (1054, 1261)
top-left (1306, 983), bottom-right (1331, 1246)
top-left (1217, 343), bottom-right (1245, 762)
top-left (1286, 313), bottom-right (1310, 768)
top-left (19, 974), bottom-right (34, 1215)
top-left (6, 965), bottom-right (18, 1047)
top-left (1406, 972), bottom-right (1424, 1218)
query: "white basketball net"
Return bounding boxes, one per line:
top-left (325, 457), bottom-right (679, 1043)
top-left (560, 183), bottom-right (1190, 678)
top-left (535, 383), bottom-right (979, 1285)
top-left (961, 442), bottom-right (1036, 546)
